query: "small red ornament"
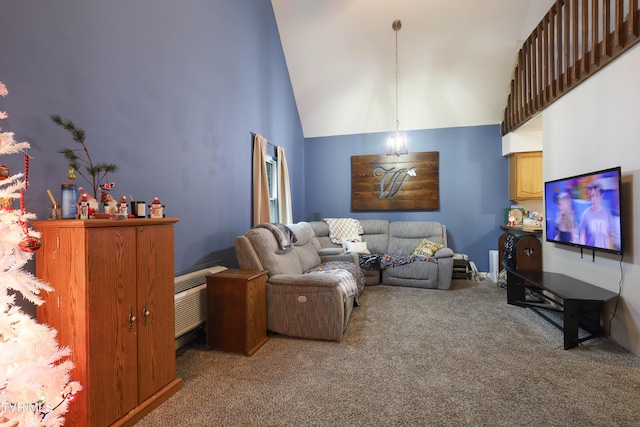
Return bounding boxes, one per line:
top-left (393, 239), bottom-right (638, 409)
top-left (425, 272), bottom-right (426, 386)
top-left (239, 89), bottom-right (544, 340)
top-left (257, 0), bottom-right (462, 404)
top-left (19, 235), bottom-right (42, 252)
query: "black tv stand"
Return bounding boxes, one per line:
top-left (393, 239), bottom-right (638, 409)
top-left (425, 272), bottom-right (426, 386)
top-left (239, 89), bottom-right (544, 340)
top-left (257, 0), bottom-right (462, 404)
top-left (506, 269), bottom-right (618, 349)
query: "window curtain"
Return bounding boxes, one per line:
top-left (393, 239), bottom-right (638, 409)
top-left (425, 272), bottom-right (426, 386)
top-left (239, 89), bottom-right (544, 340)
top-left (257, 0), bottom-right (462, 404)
top-left (252, 133), bottom-right (270, 226)
top-left (276, 146), bottom-right (293, 224)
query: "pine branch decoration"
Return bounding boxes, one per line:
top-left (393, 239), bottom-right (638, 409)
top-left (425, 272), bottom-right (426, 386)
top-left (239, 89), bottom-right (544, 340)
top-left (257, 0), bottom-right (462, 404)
top-left (50, 115), bottom-right (118, 199)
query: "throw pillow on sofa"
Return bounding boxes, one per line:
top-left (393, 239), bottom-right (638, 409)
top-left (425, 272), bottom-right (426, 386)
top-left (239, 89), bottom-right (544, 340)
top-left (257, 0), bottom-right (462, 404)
top-left (345, 240), bottom-right (370, 254)
top-left (341, 236), bottom-right (361, 250)
top-left (411, 239), bottom-right (444, 257)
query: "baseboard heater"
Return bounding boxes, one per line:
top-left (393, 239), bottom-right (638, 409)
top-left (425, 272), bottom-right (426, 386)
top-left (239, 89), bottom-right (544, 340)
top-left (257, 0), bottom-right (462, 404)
top-left (174, 265), bottom-right (227, 350)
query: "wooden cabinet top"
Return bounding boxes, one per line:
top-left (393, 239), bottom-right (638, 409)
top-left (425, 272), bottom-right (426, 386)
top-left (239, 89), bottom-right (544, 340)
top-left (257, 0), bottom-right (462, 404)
top-left (209, 268), bottom-right (268, 281)
top-left (32, 217), bottom-right (179, 229)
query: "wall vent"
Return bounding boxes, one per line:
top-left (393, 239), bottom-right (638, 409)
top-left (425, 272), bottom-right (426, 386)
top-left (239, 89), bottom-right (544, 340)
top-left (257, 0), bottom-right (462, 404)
top-left (174, 265), bottom-right (227, 349)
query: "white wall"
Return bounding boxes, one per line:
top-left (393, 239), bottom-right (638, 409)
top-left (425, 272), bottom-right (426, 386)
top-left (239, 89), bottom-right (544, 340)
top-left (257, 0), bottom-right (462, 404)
top-left (542, 44), bottom-right (640, 355)
top-left (501, 126), bottom-right (543, 156)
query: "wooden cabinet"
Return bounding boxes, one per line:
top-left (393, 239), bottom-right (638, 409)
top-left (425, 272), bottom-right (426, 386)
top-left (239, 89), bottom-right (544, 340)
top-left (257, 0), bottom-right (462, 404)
top-left (206, 269), bottom-right (268, 356)
top-left (498, 232), bottom-right (542, 274)
top-left (509, 151), bottom-right (543, 200)
top-left (33, 218), bottom-right (181, 427)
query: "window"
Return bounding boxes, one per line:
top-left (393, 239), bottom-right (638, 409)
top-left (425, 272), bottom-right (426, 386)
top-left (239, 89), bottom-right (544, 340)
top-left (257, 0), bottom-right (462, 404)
top-left (266, 155), bottom-right (279, 223)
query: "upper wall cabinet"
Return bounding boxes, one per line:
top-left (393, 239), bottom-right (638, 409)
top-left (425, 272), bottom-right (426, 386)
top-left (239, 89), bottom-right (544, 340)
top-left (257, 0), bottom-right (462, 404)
top-left (509, 151), bottom-right (542, 200)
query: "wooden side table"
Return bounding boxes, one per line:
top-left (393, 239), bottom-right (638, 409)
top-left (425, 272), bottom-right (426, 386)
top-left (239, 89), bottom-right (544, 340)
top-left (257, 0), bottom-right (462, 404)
top-left (206, 268), bottom-right (268, 356)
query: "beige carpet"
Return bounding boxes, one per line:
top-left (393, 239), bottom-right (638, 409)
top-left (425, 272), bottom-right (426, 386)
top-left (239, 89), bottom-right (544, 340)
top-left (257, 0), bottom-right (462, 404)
top-left (136, 279), bottom-right (640, 427)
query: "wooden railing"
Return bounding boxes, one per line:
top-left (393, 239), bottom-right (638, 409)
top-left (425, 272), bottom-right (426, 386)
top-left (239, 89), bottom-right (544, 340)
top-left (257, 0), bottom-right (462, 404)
top-left (502, 0), bottom-right (640, 135)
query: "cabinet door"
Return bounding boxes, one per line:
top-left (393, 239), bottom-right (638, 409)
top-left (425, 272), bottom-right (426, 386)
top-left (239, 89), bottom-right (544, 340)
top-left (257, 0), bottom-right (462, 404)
top-left (87, 227), bottom-right (138, 427)
top-left (35, 225), bottom-right (91, 426)
top-left (34, 225), bottom-right (64, 345)
top-left (136, 224), bottom-right (176, 402)
top-left (509, 151), bottom-right (542, 200)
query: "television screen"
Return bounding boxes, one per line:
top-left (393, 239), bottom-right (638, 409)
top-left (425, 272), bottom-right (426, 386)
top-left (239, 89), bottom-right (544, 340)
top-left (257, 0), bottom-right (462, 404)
top-left (544, 166), bottom-right (622, 255)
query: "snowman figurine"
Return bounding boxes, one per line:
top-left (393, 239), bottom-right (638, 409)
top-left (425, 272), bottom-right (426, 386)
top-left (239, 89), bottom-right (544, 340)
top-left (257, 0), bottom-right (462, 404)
top-left (79, 193), bottom-right (90, 219)
top-left (149, 197), bottom-right (164, 218)
top-left (118, 196), bottom-right (128, 216)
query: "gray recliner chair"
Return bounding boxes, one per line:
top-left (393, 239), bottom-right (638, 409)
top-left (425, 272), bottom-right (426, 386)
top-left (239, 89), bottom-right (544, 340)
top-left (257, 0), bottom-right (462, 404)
top-left (234, 222), bottom-right (361, 341)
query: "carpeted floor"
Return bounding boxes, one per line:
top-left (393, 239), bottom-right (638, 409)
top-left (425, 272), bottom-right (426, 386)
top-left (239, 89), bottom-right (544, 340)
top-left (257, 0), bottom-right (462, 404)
top-left (135, 279), bottom-right (640, 427)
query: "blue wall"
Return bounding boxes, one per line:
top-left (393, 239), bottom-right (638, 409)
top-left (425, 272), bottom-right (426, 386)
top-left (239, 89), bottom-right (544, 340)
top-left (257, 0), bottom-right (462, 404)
top-left (1, 1), bottom-right (508, 275)
top-left (304, 126), bottom-right (508, 271)
top-left (0, 0), bottom-right (305, 275)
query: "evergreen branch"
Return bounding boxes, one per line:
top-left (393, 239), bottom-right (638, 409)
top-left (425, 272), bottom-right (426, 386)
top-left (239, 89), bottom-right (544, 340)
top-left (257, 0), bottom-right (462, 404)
top-left (50, 115), bottom-right (118, 199)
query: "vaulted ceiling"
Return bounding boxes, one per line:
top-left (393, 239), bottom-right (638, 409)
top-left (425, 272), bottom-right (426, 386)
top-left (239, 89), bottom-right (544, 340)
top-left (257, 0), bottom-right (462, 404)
top-left (271, 0), bottom-right (556, 138)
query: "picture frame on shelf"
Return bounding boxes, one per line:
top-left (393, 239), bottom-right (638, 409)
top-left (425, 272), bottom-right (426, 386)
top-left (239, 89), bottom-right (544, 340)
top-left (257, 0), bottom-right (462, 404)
top-left (505, 208), bottom-right (524, 226)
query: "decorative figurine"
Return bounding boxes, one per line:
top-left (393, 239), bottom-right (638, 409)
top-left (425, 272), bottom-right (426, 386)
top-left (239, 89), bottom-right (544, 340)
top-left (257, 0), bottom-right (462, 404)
top-left (77, 187), bottom-right (98, 218)
top-left (100, 181), bottom-right (115, 192)
top-left (87, 195), bottom-right (98, 218)
top-left (149, 197), bottom-right (164, 218)
top-left (79, 193), bottom-right (89, 219)
top-left (118, 196), bottom-right (128, 216)
top-left (102, 193), bottom-right (117, 214)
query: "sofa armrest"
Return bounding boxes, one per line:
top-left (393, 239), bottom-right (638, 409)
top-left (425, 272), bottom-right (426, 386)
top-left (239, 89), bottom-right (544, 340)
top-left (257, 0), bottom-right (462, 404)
top-left (320, 251), bottom-right (359, 264)
top-left (234, 235), bottom-right (265, 270)
top-left (318, 247), bottom-right (344, 256)
top-left (434, 247), bottom-right (454, 258)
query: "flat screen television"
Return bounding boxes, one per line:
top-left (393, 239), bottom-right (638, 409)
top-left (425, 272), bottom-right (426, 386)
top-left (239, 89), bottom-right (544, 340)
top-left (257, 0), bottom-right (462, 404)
top-left (544, 166), bottom-right (623, 255)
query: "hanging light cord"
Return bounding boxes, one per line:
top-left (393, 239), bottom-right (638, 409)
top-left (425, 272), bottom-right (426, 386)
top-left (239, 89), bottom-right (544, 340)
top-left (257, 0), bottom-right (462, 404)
top-left (393, 19), bottom-right (401, 134)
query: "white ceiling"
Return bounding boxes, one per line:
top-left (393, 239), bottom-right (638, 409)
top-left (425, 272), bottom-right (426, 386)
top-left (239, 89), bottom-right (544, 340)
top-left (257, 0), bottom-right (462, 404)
top-left (271, 0), bottom-right (556, 138)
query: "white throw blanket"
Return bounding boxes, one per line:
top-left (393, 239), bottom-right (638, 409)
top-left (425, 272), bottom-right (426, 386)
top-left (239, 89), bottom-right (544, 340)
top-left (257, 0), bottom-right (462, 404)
top-left (323, 218), bottom-right (363, 244)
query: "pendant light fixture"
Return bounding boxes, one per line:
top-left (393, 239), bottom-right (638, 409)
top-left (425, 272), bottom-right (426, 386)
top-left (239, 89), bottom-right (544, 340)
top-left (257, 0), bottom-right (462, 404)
top-left (387, 19), bottom-right (407, 156)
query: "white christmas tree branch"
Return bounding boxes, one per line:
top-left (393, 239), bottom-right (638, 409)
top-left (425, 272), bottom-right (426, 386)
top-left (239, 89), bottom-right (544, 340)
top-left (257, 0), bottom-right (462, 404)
top-left (0, 173), bottom-right (26, 200)
top-left (0, 80), bottom-right (80, 426)
top-left (0, 132), bottom-right (30, 155)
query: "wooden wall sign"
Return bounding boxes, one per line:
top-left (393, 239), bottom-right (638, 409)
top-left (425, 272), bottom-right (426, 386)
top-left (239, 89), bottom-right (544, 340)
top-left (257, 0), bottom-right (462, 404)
top-left (351, 152), bottom-right (439, 211)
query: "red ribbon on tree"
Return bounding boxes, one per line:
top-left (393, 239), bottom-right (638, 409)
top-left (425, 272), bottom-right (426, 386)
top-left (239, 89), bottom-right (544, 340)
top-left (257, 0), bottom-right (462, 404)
top-left (19, 153), bottom-right (41, 252)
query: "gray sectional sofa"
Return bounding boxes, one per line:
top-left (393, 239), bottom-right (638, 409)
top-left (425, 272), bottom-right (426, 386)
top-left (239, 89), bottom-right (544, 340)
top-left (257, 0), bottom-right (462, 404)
top-left (308, 220), bottom-right (454, 289)
top-left (234, 219), bottom-right (454, 342)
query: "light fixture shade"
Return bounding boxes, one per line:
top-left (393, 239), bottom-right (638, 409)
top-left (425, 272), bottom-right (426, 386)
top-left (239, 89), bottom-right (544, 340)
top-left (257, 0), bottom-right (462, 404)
top-left (387, 131), bottom-right (407, 156)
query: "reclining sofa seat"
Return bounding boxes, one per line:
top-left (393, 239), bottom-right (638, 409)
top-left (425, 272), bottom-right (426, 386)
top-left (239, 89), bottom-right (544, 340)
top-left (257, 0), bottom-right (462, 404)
top-left (234, 222), bottom-right (357, 341)
top-left (384, 221), bottom-right (454, 289)
top-left (308, 219), bottom-right (454, 289)
top-left (309, 220), bottom-right (389, 286)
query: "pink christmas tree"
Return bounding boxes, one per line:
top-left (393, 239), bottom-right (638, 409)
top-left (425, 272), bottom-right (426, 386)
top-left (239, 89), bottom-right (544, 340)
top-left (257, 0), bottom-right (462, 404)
top-left (0, 81), bottom-right (80, 426)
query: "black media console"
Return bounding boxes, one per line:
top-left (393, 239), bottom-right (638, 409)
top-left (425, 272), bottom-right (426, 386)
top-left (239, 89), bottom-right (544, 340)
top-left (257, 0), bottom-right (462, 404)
top-left (506, 269), bottom-right (618, 349)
